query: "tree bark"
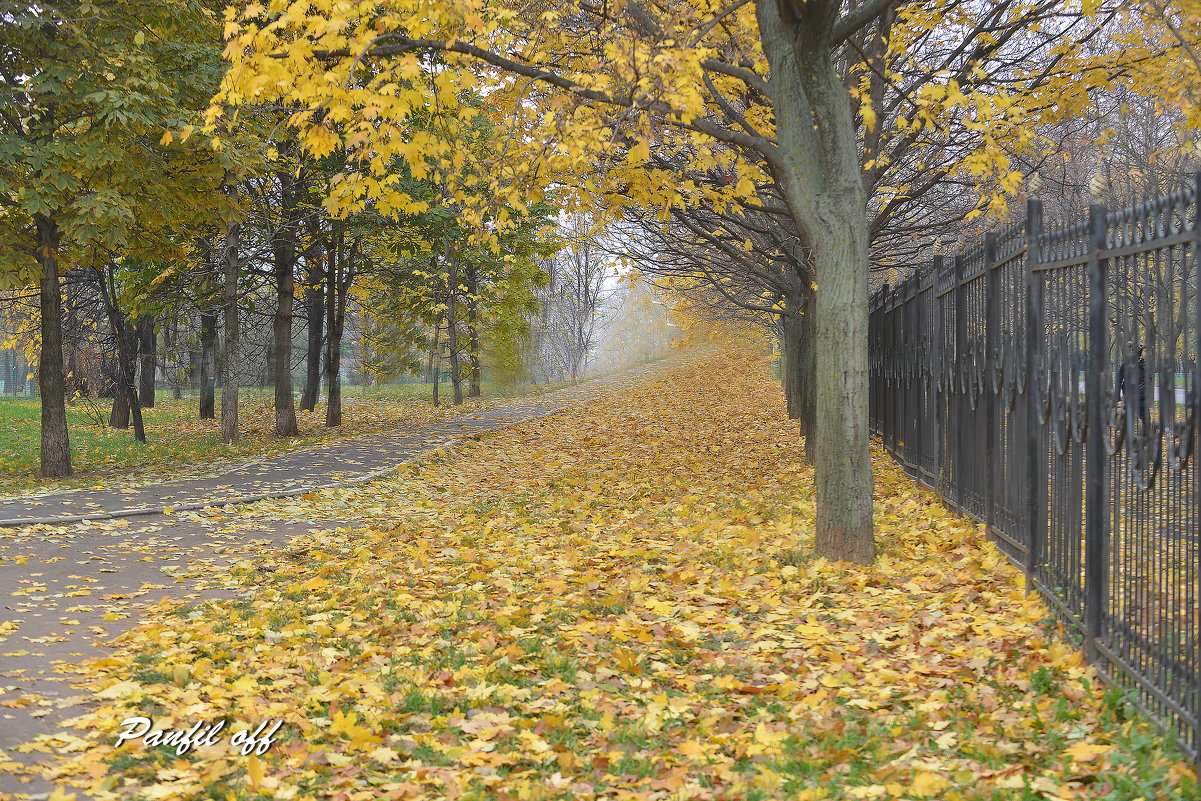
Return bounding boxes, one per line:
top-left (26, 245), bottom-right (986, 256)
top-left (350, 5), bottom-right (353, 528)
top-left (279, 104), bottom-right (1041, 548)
top-left (199, 313), bottom-right (217, 419)
top-left (446, 251), bottom-right (464, 405)
top-left (300, 239), bottom-right (324, 412)
top-left (798, 282), bottom-right (817, 464)
top-left (137, 314), bottom-right (155, 407)
top-left (35, 214), bottom-right (71, 477)
top-left (272, 160), bottom-right (301, 437)
top-left (431, 320), bottom-right (441, 407)
top-left (465, 260), bottom-right (482, 397)
top-left (779, 311), bottom-right (801, 419)
top-left (758, 0), bottom-right (874, 563)
top-left (111, 319), bottom-right (145, 442)
top-left (219, 188), bottom-right (243, 444)
top-left (324, 234), bottom-right (343, 427)
top-left (98, 268), bottom-right (145, 443)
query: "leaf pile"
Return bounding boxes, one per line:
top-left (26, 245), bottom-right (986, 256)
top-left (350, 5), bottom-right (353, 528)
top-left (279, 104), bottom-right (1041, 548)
top-left (25, 349), bottom-right (1198, 800)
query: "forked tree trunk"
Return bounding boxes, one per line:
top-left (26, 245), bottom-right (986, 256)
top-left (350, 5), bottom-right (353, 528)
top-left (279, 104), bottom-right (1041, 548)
top-left (138, 314), bottom-right (155, 407)
top-left (219, 191), bottom-right (243, 444)
top-left (35, 214), bottom-right (71, 477)
top-left (199, 313), bottom-right (216, 419)
top-left (112, 319), bottom-right (145, 442)
top-left (98, 269), bottom-right (145, 443)
top-left (758, 0), bottom-right (874, 563)
top-left (109, 319), bottom-right (138, 429)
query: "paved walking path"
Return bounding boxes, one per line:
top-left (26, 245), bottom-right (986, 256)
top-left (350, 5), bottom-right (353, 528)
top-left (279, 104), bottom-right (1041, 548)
top-left (0, 359), bottom-right (678, 527)
top-left (0, 356), bottom-right (690, 799)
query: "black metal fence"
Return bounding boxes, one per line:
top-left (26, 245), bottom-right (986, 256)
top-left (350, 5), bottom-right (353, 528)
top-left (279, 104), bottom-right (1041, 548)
top-left (869, 179), bottom-right (1201, 762)
top-left (0, 349), bottom-right (35, 398)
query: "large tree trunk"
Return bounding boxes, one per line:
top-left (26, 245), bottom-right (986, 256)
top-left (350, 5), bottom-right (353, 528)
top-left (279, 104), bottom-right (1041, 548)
top-left (300, 241), bottom-right (324, 412)
top-left (199, 313), bottom-right (217, 419)
top-left (811, 218), bottom-right (872, 562)
top-left (758, 0), bottom-right (874, 563)
top-left (137, 314), bottom-right (156, 407)
top-left (272, 161), bottom-right (301, 437)
top-left (35, 214), bottom-right (71, 477)
top-left (219, 191), bottom-right (243, 444)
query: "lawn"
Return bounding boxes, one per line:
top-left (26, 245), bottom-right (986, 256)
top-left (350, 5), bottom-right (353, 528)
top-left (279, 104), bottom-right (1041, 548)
top-left (0, 379), bottom-right (577, 497)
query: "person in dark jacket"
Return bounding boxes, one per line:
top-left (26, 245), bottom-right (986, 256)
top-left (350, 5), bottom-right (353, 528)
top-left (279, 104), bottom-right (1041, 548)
top-left (1116, 343), bottom-right (1149, 433)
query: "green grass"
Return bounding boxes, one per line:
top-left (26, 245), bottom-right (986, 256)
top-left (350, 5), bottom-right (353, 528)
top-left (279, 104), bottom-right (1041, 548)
top-left (0, 378), bottom-right (581, 497)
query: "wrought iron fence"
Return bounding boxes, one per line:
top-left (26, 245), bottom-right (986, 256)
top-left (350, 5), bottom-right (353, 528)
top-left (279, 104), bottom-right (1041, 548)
top-left (869, 179), bottom-right (1201, 763)
top-left (0, 349), bottom-right (35, 398)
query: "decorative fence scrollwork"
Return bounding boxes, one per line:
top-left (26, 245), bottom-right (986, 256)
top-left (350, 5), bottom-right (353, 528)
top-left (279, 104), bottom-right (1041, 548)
top-left (869, 178), bottom-right (1201, 765)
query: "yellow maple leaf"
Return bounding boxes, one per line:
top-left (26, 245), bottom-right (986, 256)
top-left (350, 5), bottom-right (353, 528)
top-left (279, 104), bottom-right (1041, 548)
top-left (1065, 742), bottom-right (1112, 763)
top-left (910, 772), bottom-right (949, 798)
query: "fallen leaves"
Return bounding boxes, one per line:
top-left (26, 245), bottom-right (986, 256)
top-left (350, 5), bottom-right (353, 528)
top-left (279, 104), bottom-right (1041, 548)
top-left (12, 347), bottom-right (1199, 800)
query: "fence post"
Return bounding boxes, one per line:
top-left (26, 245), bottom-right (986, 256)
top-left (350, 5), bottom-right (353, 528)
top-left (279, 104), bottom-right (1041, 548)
top-left (984, 233), bottom-right (999, 533)
top-left (954, 253), bottom-right (967, 513)
top-left (1084, 203), bottom-right (1109, 661)
top-left (1025, 199), bottom-right (1046, 589)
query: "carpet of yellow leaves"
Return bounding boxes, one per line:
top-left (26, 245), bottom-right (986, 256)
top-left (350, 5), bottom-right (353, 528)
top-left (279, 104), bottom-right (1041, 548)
top-left (26, 347), bottom-right (1199, 800)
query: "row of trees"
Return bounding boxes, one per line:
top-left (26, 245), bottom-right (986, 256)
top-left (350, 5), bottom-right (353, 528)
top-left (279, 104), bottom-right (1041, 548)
top-left (0, 1), bottom-right (618, 480)
top-left (5, 0), bottom-right (1199, 561)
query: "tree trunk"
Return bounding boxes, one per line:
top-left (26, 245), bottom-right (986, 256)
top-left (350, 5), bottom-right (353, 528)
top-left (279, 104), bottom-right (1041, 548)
top-left (465, 261), bottom-right (482, 397)
top-left (324, 241), bottom-right (343, 427)
top-left (810, 214), bottom-right (873, 563)
top-left (199, 313), bottom-right (216, 419)
top-left (431, 322), bottom-right (441, 407)
top-left (109, 371), bottom-right (130, 428)
top-left (324, 282), bottom-right (343, 429)
top-left (109, 317), bottom-right (139, 430)
top-left (35, 214), bottom-right (71, 477)
top-left (798, 282), bottom-right (817, 464)
top-left (758, 1), bottom-right (874, 563)
top-left (272, 162), bottom-right (301, 437)
top-left (219, 190), bottom-right (243, 444)
top-left (300, 242), bottom-right (324, 412)
top-left (426, 324), bottom-right (438, 384)
top-left (113, 319), bottom-right (145, 442)
top-left (779, 311), bottom-right (801, 419)
top-left (137, 314), bottom-right (156, 407)
top-left (98, 269), bottom-right (145, 443)
top-left (446, 252), bottom-right (464, 405)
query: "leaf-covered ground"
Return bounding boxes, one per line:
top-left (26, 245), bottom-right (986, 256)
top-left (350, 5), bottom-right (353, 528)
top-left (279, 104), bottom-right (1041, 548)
top-left (12, 347), bottom-right (1198, 800)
